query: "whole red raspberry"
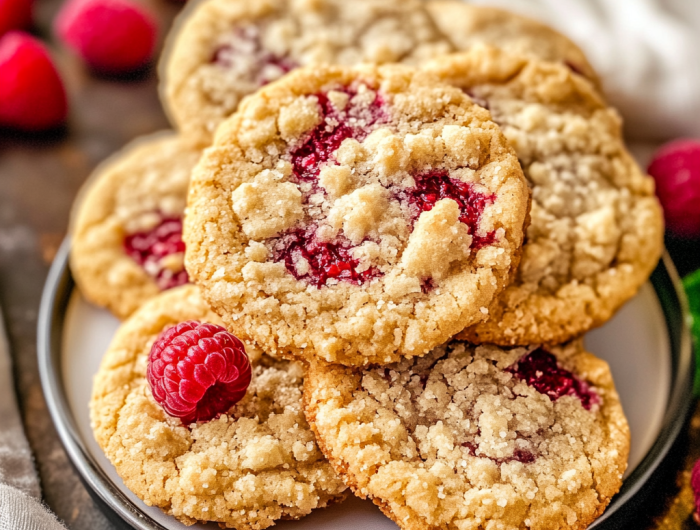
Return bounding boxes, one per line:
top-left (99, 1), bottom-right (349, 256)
top-left (692, 458), bottom-right (700, 524)
top-left (147, 321), bottom-right (252, 425)
top-left (0, 0), bottom-right (33, 36)
top-left (0, 31), bottom-right (67, 131)
top-left (647, 139), bottom-right (700, 238)
top-left (54, 0), bottom-right (158, 75)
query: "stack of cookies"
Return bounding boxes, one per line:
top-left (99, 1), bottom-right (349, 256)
top-left (71, 0), bottom-right (665, 528)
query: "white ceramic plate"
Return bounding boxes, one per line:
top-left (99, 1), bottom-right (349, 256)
top-left (59, 281), bottom-right (671, 530)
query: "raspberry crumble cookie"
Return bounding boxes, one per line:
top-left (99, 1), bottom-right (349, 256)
top-left (305, 339), bottom-right (630, 530)
top-left (424, 46), bottom-right (664, 345)
top-left (161, 0), bottom-right (451, 145)
top-left (424, 1), bottom-right (599, 86)
top-left (184, 64), bottom-right (529, 366)
top-left (71, 132), bottom-right (201, 319)
top-left (161, 0), bottom-right (599, 146)
top-left (90, 285), bottom-right (347, 528)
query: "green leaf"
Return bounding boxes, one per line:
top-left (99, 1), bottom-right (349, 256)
top-left (682, 268), bottom-right (700, 395)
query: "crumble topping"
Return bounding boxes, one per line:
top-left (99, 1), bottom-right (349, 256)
top-left (305, 339), bottom-right (630, 530)
top-left (70, 133), bottom-right (201, 318)
top-left (90, 285), bottom-right (347, 528)
top-left (424, 46), bottom-right (663, 345)
top-left (184, 64), bottom-right (529, 364)
top-left (164, 0), bottom-right (453, 143)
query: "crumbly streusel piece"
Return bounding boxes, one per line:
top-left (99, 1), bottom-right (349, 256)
top-left (90, 285), bottom-right (347, 529)
top-left (161, 0), bottom-right (599, 147)
top-left (161, 0), bottom-right (451, 145)
top-left (425, 1), bottom-right (599, 86)
top-left (423, 46), bottom-right (664, 345)
top-left (70, 132), bottom-right (201, 319)
top-left (184, 64), bottom-right (529, 366)
top-left (305, 339), bottom-right (629, 530)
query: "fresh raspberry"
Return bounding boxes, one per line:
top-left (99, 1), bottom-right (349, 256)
top-left (0, 31), bottom-right (67, 131)
top-left (123, 216), bottom-right (189, 290)
top-left (691, 458), bottom-right (700, 524)
top-left (54, 0), bottom-right (158, 75)
top-left (647, 139), bottom-right (700, 238)
top-left (507, 348), bottom-right (599, 410)
top-left (0, 0), bottom-right (33, 36)
top-left (147, 321), bottom-right (252, 425)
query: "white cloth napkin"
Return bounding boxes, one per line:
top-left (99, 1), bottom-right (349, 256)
top-left (0, 307), bottom-right (66, 530)
top-left (466, 0), bottom-right (700, 141)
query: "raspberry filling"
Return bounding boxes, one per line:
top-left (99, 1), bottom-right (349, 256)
top-left (399, 169), bottom-right (496, 249)
top-left (511, 448), bottom-right (537, 464)
top-left (270, 87), bottom-right (496, 289)
top-left (461, 440), bottom-right (536, 465)
top-left (270, 225), bottom-right (381, 288)
top-left (123, 216), bottom-right (189, 290)
top-left (267, 87), bottom-right (388, 288)
top-left (564, 60), bottom-right (585, 77)
top-left (147, 320), bottom-right (252, 425)
top-left (508, 348), bottom-right (599, 410)
top-left (463, 89), bottom-right (490, 110)
top-left (290, 89), bottom-right (386, 184)
top-left (420, 277), bottom-right (435, 294)
top-left (212, 26), bottom-right (296, 86)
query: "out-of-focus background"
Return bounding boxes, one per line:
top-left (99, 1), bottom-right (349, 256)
top-left (470, 0), bottom-right (700, 142)
top-left (0, 1), bottom-right (180, 528)
top-left (1, 0), bottom-right (699, 528)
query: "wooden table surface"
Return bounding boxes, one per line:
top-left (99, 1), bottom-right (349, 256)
top-left (0, 0), bottom-right (699, 528)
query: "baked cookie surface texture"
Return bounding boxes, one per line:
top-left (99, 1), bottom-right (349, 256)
top-left (425, 1), bottom-right (599, 84)
top-left (70, 132), bottom-right (201, 319)
top-left (162, 0), bottom-right (451, 144)
top-left (90, 285), bottom-right (347, 528)
top-left (184, 64), bottom-right (529, 366)
top-left (425, 46), bottom-right (664, 345)
top-left (305, 339), bottom-right (630, 530)
top-left (161, 0), bottom-right (599, 146)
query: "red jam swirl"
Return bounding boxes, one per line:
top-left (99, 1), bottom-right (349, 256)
top-left (290, 88), bottom-right (386, 184)
top-left (398, 169), bottom-right (496, 249)
top-left (212, 26), bottom-right (297, 86)
top-left (507, 348), bottom-right (599, 410)
top-left (269, 224), bottom-right (381, 288)
top-left (123, 216), bottom-right (188, 290)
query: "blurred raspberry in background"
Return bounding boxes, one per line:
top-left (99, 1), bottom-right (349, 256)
top-left (0, 31), bottom-right (67, 130)
top-left (0, 0), bottom-right (33, 36)
top-left (648, 140), bottom-right (700, 239)
top-left (54, 0), bottom-right (158, 75)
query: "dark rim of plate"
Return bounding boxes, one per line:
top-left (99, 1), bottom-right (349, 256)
top-left (38, 238), bottom-right (694, 530)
